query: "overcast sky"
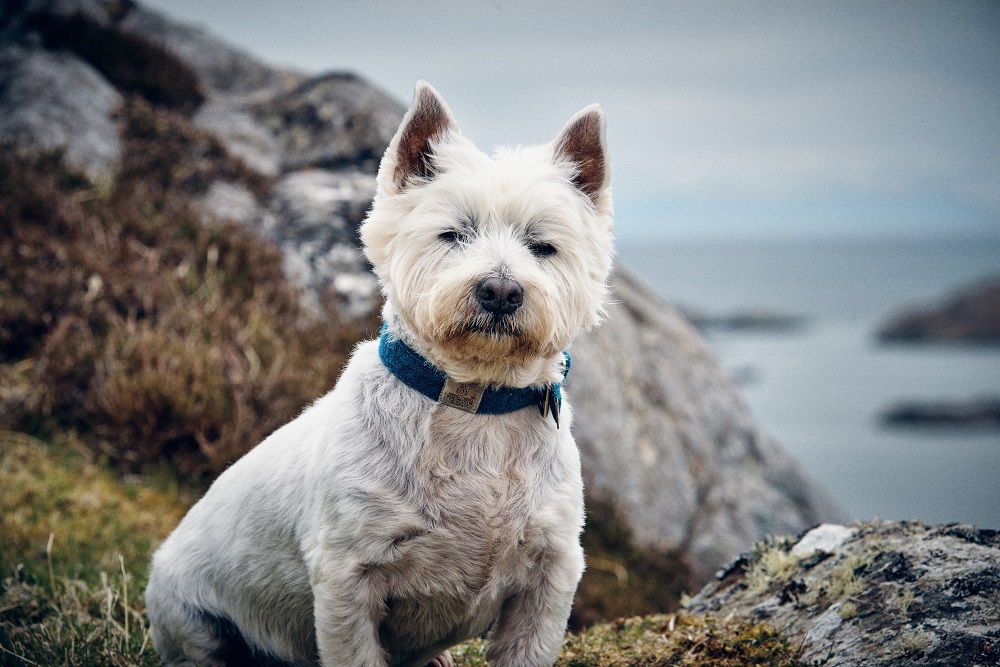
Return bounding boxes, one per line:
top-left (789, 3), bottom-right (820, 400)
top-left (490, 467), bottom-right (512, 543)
top-left (144, 0), bottom-right (1000, 241)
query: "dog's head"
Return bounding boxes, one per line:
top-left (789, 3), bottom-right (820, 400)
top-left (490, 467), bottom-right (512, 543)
top-left (361, 81), bottom-right (614, 387)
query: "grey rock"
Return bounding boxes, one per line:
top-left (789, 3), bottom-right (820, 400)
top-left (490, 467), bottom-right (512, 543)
top-left (792, 523), bottom-right (856, 557)
top-left (569, 269), bottom-right (847, 576)
top-left (687, 521), bottom-right (1000, 667)
top-left (198, 180), bottom-right (269, 227)
top-left (118, 5), bottom-right (297, 97)
top-left (191, 72), bottom-right (405, 178)
top-left (0, 45), bottom-right (122, 182)
top-left (250, 73), bottom-right (405, 174)
top-left (194, 100), bottom-right (284, 177)
top-left (114, 4), bottom-right (404, 176)
top-left (269, 170), bottom-right (379, 316)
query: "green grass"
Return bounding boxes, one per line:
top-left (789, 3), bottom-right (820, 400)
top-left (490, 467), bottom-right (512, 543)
top-left (0, 432), bottom-right (188, 667)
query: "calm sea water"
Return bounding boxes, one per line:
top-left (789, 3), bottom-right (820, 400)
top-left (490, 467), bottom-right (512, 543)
top-left (618, 238), bottom-right (1000, 529)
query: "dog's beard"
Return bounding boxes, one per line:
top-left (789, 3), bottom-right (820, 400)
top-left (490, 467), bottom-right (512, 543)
top-left (409, 286), bottom-right (565, 383)
top-left (439, 309), bottom-right (548, 363)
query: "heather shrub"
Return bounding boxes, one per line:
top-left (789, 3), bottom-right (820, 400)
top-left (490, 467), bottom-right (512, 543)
top-left (0, 100), bottom-right (375, 482)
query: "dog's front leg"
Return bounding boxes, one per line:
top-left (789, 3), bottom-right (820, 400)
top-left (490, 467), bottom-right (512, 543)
top-left (486, 542), bottom-right (584, 667)
top-left (312, 563), bottom-right (389, 667)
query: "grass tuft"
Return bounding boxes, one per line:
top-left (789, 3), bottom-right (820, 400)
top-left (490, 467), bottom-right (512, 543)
top-left (746, 546), bottom-right (800, 594)
top-left (0, 566), bottom-right (160, 667)
top-left (739, 536), bottom-right (800, 595)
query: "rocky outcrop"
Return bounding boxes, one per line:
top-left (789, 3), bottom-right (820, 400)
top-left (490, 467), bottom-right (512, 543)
top-left (117, 3), bottom-right (296, 97)
top-left (879, 276), bottom-right (1000, 345)
top-left (269, 169), bottom-right (380, 317)
top-left (248, 73), bottom-right (403, 174)
top-left (0, 45), bottom-right (122, 182)
top-left (687, 521), bottom-right (1000, 666)
top-left (0, 0), bottom-right (845, 580)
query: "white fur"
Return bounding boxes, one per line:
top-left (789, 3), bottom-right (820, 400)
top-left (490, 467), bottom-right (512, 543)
top-left (146, 81), bottom-right (614, 667)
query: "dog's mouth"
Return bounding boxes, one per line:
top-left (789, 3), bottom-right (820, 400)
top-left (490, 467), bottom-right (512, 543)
top-left (452, 314), bottom-right (523, 339)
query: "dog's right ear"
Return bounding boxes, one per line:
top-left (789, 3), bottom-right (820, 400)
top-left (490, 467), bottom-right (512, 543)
top-left (379, 81), bottom-right (460, 194)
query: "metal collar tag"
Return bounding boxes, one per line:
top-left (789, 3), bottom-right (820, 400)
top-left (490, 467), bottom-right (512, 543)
top-left (438, 378), bottom-right (486, 413)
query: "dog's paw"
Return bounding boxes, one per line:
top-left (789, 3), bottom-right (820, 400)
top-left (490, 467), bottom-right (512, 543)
top-left (425, 650), bottom-right (454, 667)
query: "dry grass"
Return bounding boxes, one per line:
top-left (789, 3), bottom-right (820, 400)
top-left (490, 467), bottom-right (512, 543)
top-left (745, 545), bottom-right (800, 594)
top-left (1, 569), bottom-right (160, 667)
top-left (800, 550), bottom-right (873, 609)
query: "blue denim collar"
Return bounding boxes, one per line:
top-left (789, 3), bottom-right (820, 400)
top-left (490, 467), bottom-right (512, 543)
top-left (377, 327), bottom-right (570, 426)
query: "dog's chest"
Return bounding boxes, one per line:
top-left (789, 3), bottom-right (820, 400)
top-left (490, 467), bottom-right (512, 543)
top-left (417, 409), bottom-right (551, 581)
top-left (366, 406), bottom-right (559, 598)
top-left (363, 408), bottom-right (559, 660)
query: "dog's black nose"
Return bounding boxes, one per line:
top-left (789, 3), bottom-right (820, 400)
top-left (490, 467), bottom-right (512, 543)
top-left (475, 277), bottom-right (523, 315)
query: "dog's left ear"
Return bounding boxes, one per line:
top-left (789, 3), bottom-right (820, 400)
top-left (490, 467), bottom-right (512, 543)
top-left (553, 105), bottom-right (610, 205)
top-left (379, 80), bottom-right (460, 194)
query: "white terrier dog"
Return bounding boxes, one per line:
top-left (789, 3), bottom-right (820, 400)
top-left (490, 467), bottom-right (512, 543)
top-left (145, 81), bottom-right (614, 667)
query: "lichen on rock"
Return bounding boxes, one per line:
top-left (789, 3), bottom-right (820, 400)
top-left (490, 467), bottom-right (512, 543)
top-left (687, 520), bottom-right (1000, 666)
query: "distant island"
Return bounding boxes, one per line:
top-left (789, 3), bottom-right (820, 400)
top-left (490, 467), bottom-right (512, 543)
top-left (679, 306), bottom-right (809, 334)
top-left (881, 397), bottom-right (1000, 429)
top-left (878, 276), bottom-right (1000, 345)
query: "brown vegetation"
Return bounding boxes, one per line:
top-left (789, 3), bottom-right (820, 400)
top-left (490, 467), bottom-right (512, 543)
top-left (571, 493), bottom-right (697, 630)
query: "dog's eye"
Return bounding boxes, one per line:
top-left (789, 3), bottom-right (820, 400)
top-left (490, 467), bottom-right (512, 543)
top-left (528, 241), bottom-right (557, 258)
top-left (438, 230), bottom-right (461, 245)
